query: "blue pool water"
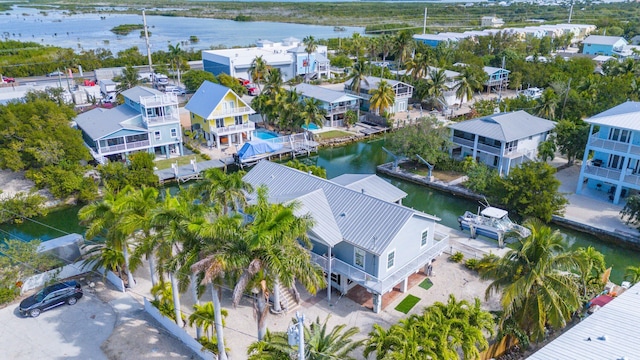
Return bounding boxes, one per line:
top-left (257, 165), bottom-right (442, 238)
top-left (302, 123), bottom-right (320, 130)
top-left (255, 128), bottom-right (280, 140)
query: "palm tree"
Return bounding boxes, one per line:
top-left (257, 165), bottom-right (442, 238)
top-left (454, 66), bottom-right (483, 106)
top-left (404, 52), bottom-right (430, 80)
top-left (79, 190), bottom-right (136, 288)
top-left (247, 316), bottom-right (364, 359)
top-left (537, 88), bottom-right (558, 120)
top-left (369, 80), bottom-right (395, 116)
top-left (574, 246), bottom-right (606, 297)
top-left (193, 168), bottom-right (253, 215)
top-left (350, 33), bottom-right (365, 60)
top-left (624, 265), bottom-right (640, 284)
top-left (426, 68), bottom-right (448, 107)
top-left (300, 97), bottom-right (326, 130)
top-left (189, 302), bottom-right (228, 341)
top-left (378, 34), bottom-right (394, 64)
top-left (279, 89), bottom-right (303, 131)
top-left (168, 43), bottom-right (184, 85)
top-left (232, 187), bottom-right (326, 340)
top-left (480, 219), bottom-right (584, 343)
top-left (392, 31), bottom-right (415, 73)
top-left (116, 65), bottom-right (140, 93)
top-left (249, 55), bottom-right (269, 91)
top-left (302, 35), bottom-right (317, 82)
top-left (346, 60), bottom-right (368, 95)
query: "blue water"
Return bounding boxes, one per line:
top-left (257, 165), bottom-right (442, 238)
top-left (302, 123), bottom-right (320, 130)
top-left (254, 128), bottom-right (280, 140)
top-left (0, 6), bottom-right (365, 53)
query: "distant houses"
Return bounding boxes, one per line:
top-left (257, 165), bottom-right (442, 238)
top-left (292, 83), bottom-right (361, 128)
top-left (448, 111), bottom-right (555, 176)
top-left (344, 76), bottom-right (413, 114)
top-left (243, 161), bottom-right (449, 313)
top-left (577, 101), bottom-right (640, 204)
top-left (75, 86), bottom-right (184, 164)
top-left (581, 35), bottom-right (628, 56)
top-left (481, 16), bottom-right (504, 28)
top-left (185, 81), bottom-right (256, 150)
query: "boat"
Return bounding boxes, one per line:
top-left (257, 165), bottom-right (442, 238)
top-left (458, 206), bottom-right (531, 247)
top-left (333, 26), bottom-right (346, 32)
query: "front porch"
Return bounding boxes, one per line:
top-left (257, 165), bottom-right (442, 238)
top-left (205, 122), bottom-right (256, 149)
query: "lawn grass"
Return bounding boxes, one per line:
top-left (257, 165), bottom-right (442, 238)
top-left (419, 278), bottom-right (433, 291)
top-left (154, 154), bottom-right (208, 170)
top-left (399, 161), bottom-right (464, 182)
top-left (395, 294), bottom-right (421, 314)
top-left (315, 130), bottom-right (353, 141)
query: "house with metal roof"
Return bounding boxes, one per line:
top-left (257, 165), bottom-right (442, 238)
top-left (576, 101), bottom-right (640, 204)
top-left (201, 38), bottom-right (330, 82)
top-left (483, 66), bottom-right (510, 90)
top-left (185, 81), bottom-right (255, 150)
top-left (344, 76), bottom-right (413, 114)
top-left (582, 35), bottom-right (628, 56)
top-left (75, 86), bottom-right (183, 164)
top-left (528, 282), bottom-right (640, 360)
top-left (243, 161), bottom-right (449, 313)
top-left (292, 83), bottom-right (361, 128)
top-left (448, 110), bottom-right (555, 176)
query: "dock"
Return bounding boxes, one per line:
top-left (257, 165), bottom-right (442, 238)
top-left (235, 133), bottom-right (319, 168)
top-left (356, 122), bottom-right (387, 136)
top-left (155, 157), bottom-right (235, 184)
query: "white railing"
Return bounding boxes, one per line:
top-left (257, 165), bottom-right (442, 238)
top-left (146, 113), bottom-right (180, 124)
top-left (210, 106), bottom-right (253, 117)
top-left (309, 231), bottom-right (449, 294)
top-left (584, 165), bottom-right (622, 180)
top-left (212, 121), bottom-right (255, 136)
top-left (327, 104), bottom-right (358, 114)
top-left (452, 136), bottom-right (474, 148)
top-left (624, 173), bottom-right (640, 187)
top-left (100, 140), bottom-right (150, 154)
top-left (139, 94), bottom-right (178, 107)
top-left (589, 133), bottom-right (632, 153)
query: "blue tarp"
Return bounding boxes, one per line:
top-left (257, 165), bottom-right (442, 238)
top-left (237, 140), bottom-right (283, 160)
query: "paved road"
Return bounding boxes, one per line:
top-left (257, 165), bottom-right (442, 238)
top-left (0, 290), bottom-right (116, 360)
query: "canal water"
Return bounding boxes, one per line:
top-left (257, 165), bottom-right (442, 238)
top-left (2, 136), bottom-right (640, 283)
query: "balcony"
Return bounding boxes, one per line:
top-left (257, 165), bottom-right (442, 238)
top-left (139, 94), bottom-right (178, 108)
top-left (452, 136), bottom-right (474, 148)
top-left (212, 121), bottom-right (255, 136)
top-left (327, 104), bottom-right (358, 115)
top-left (145, 113), bottom-right (180, 125)
top-left (310, 231), bottom-right (449, 294)
top-left (209, 106), bottom-right (253, 118)
top-left (99, 139), bottom-right (150, 154)
top-left (584, 164), bottom-right (622, 181)
top-left (451, 136), bottom-right (501, 155)
top-left (588, 133), bottom-right (640, 155)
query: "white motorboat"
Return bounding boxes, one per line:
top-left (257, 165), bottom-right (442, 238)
top-left (458, 206), bottom-right (531, 247)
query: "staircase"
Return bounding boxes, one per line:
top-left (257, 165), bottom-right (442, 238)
top-left (271, 284), bottom-right (299, 314)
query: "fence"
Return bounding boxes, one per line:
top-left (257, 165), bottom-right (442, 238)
top-left (20, 260), bottom-right (125, 294)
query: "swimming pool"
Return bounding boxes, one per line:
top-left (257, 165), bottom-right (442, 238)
top-left (255, 128), bottom-right (280, 140)
top-left (302, 123), bottom-right (320, 130)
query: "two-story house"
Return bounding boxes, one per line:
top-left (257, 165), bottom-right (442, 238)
top-left (185, 81), bottom-right (255, 150)
top-left (581, 35), bottom-right (628, 56)
top-left (292, 83), bottom-right (360, 128)
top-left (576, 102), bottom-right (640, 204)
top-left (243, 161), bottom-right (449, 313)
top-left (481, 16), bottom-right (505, 28)
top-left (448, 111), bottom-right (555, 176)
top-left (75, 86), bottom-right (184, 163)
top-left (344, 76), bottom-right (413, 114)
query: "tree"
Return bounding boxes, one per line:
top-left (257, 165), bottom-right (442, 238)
top-left (346, 60), bottom-right (368, 95)
top-left (182, 70), bottom-right (217, 92)
top-left (454, 65), bottom-right (485, 105)
top-left (115, 65), bottom-right (140, 93)
top-left (344, 109), bottom-right (358, 129)
top-left (368, 80), bottom-right (395, 116)
top-left (168, 43), bottom-right (184, 85)
top-left (537, 138), bottom-right (557, 162)
top-left (249, 55), bottom-right (269, 92)
top-left (392, 31), bottom-right (415, 72)
top-left (537, 88), bottom-right (558, 120)
top-left (189, 302), bottom-right (228, 342)
top-left (425, 68), bottom-right (448, 107)
top-left (385, 117), bottom-right (452, 165)
top-left (624, 265), bottom-right (640, 284)
top-left (493, 161), bottom-right (567, 222)
top-left (480, 219), bottom-right (584, 344)
top-left (232, 187), bottom-right (326, 340)
top-left (284, 160), bottom-right (326, 178)
top-left (302, 35), bottom-right (317, 82)
top-left (300, 97), bottom-right (326, 131)
top-left (620, 194), bottom-right (640, 231)
top-left (574, 246), bottom-right (606, 298)
top-left (554, 119), bottom-right (589, 165)
top-left (247, 315), bottom-right (364, 360)
top-left (193, 168), bottom-right (253, 215)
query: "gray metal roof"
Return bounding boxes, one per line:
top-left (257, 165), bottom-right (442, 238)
top-left (483, 66), bottom-right (510, 75)
top-left (75, 106), bottom-right (142, 140)
top-left (243, 161), bottom-right (439, 255)
top-left (583, 35), bottom-right (626, 46)
top-left (448, 110), bottom-right (555, 142)
top-left (121, 86), bottom-right (163, 103)
top-left (330, 174), bottom-right (407, 204)
top-left (586, 101), bottom-right (640, 131)
top-left (360, 76), bottom-right (413, 92)
top-left (292, 189), bottom-right (343, 247)
top-left (293, 83), bottom-right (360, 104)
top-left (528, 282), bottom-right (640, 360)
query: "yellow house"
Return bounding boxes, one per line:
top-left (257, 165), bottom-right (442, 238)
top-left (185, 80), bottom-right (256, 149)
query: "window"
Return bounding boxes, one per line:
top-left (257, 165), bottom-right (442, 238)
top-left (170, 128), bottom-right (177, 138)
top-left (387, 250), bottom-right (395, 270)
top-left (154, 131), bottom-right (161, 140)
top-left (354, 248), bottom-right (365, 269)
top-left (235, 116), bottom-right (243, 125)
top-left (608, 128), bottom-right (630, 143)
top-left (421, 230), bottom-right (428, 247)
top-left (608, 154), bottom-right (625, 170)
top-left (215, 118), bottom-right (225, 128)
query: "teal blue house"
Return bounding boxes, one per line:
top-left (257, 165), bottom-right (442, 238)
top-left (75, 86), bottom-right (184, 163)
top-left (582, 35), bottom-right (627, 56)
top-left (577, 101), bottom-right (640, 204)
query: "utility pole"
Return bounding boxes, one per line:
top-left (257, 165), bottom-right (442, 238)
top-left (288, 312), bottom-right (305, 360)
top-left (142, 10), bottom-right (153, 73)
top-left (561, 78), bottom-right (572, 120)
top-left (423, 8), bottom-right (428, 34)
top-left (568, 0), bottom-right (574, 24)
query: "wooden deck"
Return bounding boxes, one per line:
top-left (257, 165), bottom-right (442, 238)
top-left (155, 157), bottom-right (235, 184)
top-left (236, 133), bottom-right (319, 168)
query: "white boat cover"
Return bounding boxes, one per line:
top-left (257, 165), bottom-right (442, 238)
top-left (480, 207), bottom-right (508, 219)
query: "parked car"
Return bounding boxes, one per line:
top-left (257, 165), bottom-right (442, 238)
top-left (46, 70), bottom-right (64, 77)
top-left (245, 83), bottom-right (259, 96)
top-left (19, 280), bottom-right (83, 318)
top-left (165, 86), bottom-right (186, 96)
top-left (2, 75), bottom-right (15, 83)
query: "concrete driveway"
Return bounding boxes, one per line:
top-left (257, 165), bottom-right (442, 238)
top-left (0, 291), bottom-right (116, 360)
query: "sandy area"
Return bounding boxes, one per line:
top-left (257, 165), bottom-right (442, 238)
top-left (0, 169), bottom-right (54, 202)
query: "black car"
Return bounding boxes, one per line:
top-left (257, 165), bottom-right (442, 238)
top-left (19, 280), bottom-right (83, 318)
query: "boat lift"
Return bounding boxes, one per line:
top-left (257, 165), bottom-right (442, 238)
top-left (415, 154), bottom-right (434, 181)
top-left (382, 147), bottom-right (405, 171)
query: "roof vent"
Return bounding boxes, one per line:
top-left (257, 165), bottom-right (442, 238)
top-left (598, 335), bottom-right (608, 341)
top-left (340, 212), bottom-right (346, 217)
top-left (361, 188), bottom-right (365, 194)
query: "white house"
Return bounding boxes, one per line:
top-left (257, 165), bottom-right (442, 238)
top-left (481, 16), bottom-right (505, 28)
top-left (448, 111), bottom-right (555, 176)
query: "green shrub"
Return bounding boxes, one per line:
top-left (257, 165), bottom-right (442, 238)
top-left (465, 258), bottom-right (479, 270)
top-left (0, 192), bottom-right (47, 224)
top-left (449, 251), bottom-right (464, 263)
